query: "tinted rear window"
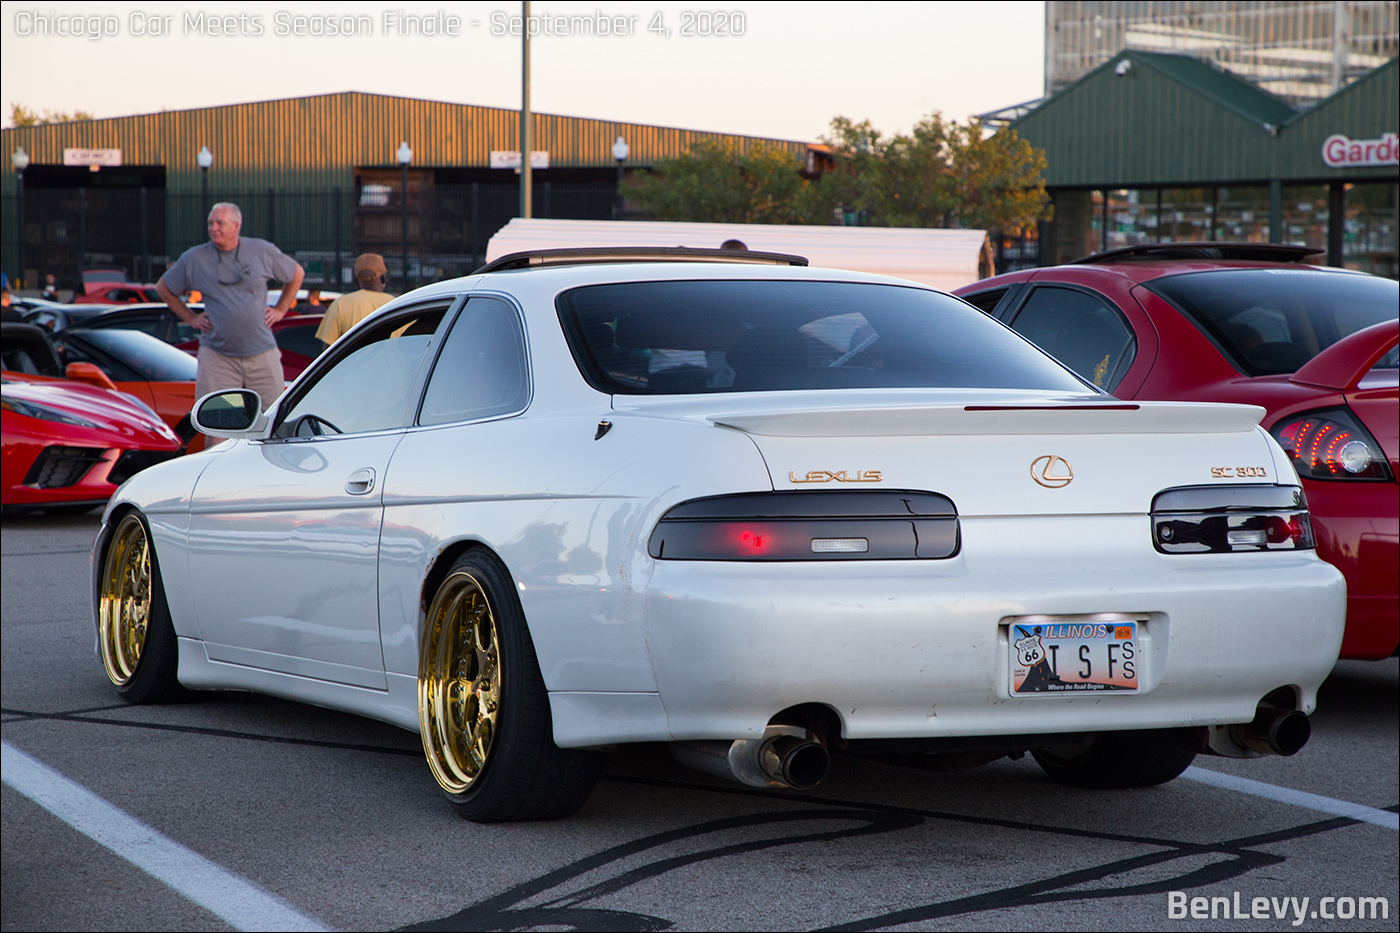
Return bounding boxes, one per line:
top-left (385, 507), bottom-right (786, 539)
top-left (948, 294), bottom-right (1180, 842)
top-left (557, 280), bottom-right (1087, 395)
top-left (1149, 269), bottom-right (1399, 376)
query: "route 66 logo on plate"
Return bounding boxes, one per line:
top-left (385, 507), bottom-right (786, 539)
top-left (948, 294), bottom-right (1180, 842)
top-left (1014, 630), bottom-right (1045, 667)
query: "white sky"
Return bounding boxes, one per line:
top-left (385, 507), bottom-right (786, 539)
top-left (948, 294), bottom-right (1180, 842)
top-left (1, 1), bottom-right (1046, 141)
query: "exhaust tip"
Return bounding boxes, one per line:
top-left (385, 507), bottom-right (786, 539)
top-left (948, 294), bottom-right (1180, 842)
top-left (1266, 710), bottom-right (1310, 756)
top-left (776, 739), bottom-right (830, 790)
top-left (1231, 707), bottom-right (1311, 756)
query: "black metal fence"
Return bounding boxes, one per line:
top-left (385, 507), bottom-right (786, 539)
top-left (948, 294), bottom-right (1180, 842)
top-left (2, 180), bottom-right (618, 294)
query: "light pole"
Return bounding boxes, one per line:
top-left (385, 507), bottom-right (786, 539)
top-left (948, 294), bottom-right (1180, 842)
top-left (196, 146), bottom-right (213, 212)
top-left (612, 136), bottom-right (629, 220)
top-left (520, 0), bottom-right (532, 219)
top-left (11, 147), bottom-right (29, 289)
top-left (396, 141), bottom-right (413, 292)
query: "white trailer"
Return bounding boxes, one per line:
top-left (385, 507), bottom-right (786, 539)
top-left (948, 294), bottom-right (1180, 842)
top-left (485, 218), bottom-right (994, 291)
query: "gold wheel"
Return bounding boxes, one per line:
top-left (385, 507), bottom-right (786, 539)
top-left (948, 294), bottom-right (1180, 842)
top-left (419, 570), bottom-right (502, 795)
top-left (98, 514), bottom-right (153, 686)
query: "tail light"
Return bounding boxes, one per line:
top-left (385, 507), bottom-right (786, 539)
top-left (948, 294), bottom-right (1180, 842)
top-left (1151, 485), bottom-right (1313, 554)
top-left (649, 491), bottom-right (959, 561)
top-left (1270, 408), bottom-right (1392, 481)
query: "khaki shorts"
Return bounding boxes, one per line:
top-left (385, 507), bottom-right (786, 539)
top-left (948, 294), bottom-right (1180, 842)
top-left (195, 345), bottom-right (285, 411)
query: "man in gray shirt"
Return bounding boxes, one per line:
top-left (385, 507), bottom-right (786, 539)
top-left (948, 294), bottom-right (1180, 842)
top-left (157, 202), bottom-right (304, 407)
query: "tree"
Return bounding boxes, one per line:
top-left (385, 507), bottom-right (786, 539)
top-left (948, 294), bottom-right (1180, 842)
top-left (815, 114), bottom-right (1051, 232)
top-left (627, 141), bottom-right (810, 224)
top-left (9, 104), bottom-right (94, 126)
top-left (628, 112), bottom-right (1051, 233)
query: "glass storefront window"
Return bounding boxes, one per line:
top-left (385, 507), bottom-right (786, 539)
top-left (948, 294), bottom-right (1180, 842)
top-left (1282, 185), bottom-right (1328, 251)
top-left (1046, 184), bottom-right (1397, 278)
top-left (1345, 183), bottom-right (1398, 280)
top-left (1214, 186), bottom-right (1270, 243)
top-left (1159, 188), bottom-right (1212, 242)
top-left (1105, 189), bottom-right (1156, 250)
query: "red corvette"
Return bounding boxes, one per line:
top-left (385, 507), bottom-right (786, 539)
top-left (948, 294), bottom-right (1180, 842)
top-left (955, 244), bottom-right (1398, 660)
top-left (2, 377), bottom-right (182, 514)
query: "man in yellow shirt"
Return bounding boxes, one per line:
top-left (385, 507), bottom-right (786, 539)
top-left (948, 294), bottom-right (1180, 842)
top-left (315, 253), bottom-right (394, 347)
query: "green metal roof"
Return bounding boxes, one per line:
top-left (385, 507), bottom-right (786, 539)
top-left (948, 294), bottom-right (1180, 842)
top-left (1013, 51), bottom-right (1398, 187)
top-left (1129, 52), bottom-right (1298, 129)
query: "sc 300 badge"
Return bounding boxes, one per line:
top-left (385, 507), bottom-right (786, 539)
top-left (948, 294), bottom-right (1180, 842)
top-left (1211, 466), bottom-right (1269, 478)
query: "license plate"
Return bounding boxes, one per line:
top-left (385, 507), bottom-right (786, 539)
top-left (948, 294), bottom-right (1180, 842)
top-left (1010, 619), bottom-right (1139, 695)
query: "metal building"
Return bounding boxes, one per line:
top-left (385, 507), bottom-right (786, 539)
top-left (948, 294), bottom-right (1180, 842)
top-left (1009, 51), bottom-right (1397, 276)
top-left (1045, 1), bottom-right (1399, 107)
top-left (1, 92), bottom-right (816, 291)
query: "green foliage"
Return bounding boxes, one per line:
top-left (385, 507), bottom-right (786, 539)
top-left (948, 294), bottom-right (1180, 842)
top-left (815, 114), bottom-right (1051, 231)
top-left (631, 113), bottom-right (1052, 233)
top-left (627, 141), bottom-right (811, 224)
top-left (10, 104), bottom-right (95, 126)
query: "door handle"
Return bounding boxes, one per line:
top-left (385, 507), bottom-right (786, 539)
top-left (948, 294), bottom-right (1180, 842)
top-left (345, 468), bottom-right (376, 495)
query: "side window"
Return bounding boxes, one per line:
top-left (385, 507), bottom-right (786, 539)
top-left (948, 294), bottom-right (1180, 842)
top-left (418, 297), bottom-right (529, 426)
top-left (959, 288), bottom-right (1008, 315)
top-left (275, 323), bottom-right (326, 360)
top-left (275, 305), bottom-right (447, 437)
top-left (1008, 287), bottom-right (1137, 390)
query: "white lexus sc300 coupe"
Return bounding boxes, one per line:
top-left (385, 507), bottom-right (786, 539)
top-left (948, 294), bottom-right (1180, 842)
top-left (93, 248), bottom-right (1345, 822)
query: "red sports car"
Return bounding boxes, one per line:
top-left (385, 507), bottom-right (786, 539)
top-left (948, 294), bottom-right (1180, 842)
top-left (955, 243), bottom-right (1398, 660)
top-left (2, 377), bottom-right (182, 514)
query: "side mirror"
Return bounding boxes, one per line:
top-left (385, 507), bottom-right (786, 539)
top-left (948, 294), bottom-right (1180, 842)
top-left (65, 362), bottom-right (119, 392)
top-left (192, 389), bottom-right (269, 438)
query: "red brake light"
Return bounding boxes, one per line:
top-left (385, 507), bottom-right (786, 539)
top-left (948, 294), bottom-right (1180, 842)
top-left (733, 527), bottom-right (773, 556)
top-left (1271, 409), bottom-right (1391, 481)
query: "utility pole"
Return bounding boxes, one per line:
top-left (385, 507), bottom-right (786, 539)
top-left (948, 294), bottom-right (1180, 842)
top-left (520, 0), bottom-right (532, 218)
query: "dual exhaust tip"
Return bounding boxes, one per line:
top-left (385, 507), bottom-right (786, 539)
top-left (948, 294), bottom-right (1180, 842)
top-left (671, 725), bottom-right (830, 791)
top-left (671, 700), bottom-right (1311, 791)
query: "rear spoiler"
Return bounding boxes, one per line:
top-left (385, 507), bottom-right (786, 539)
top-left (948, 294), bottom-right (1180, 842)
top-left (1291, 319), bottom-right (1399, 393)
top-left (708, 401), bottom-right (1265, 437)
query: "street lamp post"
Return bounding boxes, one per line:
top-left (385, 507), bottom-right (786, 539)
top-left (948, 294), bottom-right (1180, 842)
top-left (396, 141), bottom-right (413, 292)
top-left (11, 147), bottom-right (29, 289)
top-left (612, 136), bottom-right (629, 220)
top-left (197, 146), bottom-right (213, 212)
top-left (520, 0), bottom-right (532, 219)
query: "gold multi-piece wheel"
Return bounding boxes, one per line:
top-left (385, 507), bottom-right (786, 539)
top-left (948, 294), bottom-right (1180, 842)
top-left (415, 551), bottom-right (601, 822)
top-left (98, 513), bottom-right (154, 686)
top-left (418, 569), bottom-right (502, 795)
top-left (95, 511), bottom-right (180, 704)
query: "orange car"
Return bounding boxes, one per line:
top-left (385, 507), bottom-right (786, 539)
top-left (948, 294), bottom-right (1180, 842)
top-left (2, 323), bottom-right (204, 452)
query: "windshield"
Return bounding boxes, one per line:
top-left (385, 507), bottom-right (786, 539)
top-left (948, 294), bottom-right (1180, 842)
top-left (67, 328), bottom-right (199, 381)
top-left (1148, 269), bottom-right (1399, 376)
top-left (558, 280), bottom-right (1088, 395)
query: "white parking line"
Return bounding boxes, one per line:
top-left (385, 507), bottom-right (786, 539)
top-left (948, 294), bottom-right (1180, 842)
top-left (1183, 765), bottom-right (1399, 831)
top-left (1, 741), bottom-right (331, 932)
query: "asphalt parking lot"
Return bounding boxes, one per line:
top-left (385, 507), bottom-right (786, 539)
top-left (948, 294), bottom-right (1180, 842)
top-left (3, 512), bottom-right (1396, 932)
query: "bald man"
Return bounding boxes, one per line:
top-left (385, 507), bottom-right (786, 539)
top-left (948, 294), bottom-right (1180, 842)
top-left (158, 202), bottom-right (304, 406)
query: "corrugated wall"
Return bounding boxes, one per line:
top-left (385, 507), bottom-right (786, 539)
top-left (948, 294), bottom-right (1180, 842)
top-left (0, 91), bottom-right (812, 196)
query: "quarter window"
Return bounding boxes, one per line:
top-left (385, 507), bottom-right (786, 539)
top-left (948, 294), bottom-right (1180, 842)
top-left (418, 297), bottom-right (529, 426)
top-left (1008, 287), bottom-right (1137, 390)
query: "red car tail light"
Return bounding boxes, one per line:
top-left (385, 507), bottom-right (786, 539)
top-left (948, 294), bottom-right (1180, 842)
top-left (1151, 485), bottom-right (1314, 554)
top-left (649, 491), bottom-right (959, 561)
top-left (1270, 408), bottom-right (1392, 481)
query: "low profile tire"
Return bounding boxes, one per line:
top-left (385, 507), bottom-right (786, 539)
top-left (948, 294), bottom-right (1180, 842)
top-left (1032, 730), bottom-right (1197, 789)
top-left (418, 550), bottom-right (602, 822)
top-left (97, 512), bottom-right (182, 703)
